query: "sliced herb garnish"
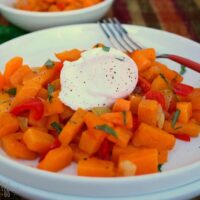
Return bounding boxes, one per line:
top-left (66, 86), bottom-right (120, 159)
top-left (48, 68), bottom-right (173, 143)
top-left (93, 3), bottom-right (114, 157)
top-left (5, 88), bottom-right (16, 96)
top-left (95, 124), bottom-right (118, 138)
top-left (158, 164), bottom-right (163, 172)
top-left (51, 122), bottom-right (62, 134)
top-left (102, 46), bottom-right (110, 52)
top-left (115, 57), bottom-right (125, 61)
top-left (180, 65), bottom-right (186, 75)
top-left (44, 59), bottom-right (54, 68)
top-left (122, 111), bottom-right (127, 126)
top-left (174, 126), bottom-right (182, 130)
top-left (171, 109), bottom-right (181, 128)
top-left (160, 73), bottom-right (169, 84)
top-left (47, 84), bottom-right (55, 102)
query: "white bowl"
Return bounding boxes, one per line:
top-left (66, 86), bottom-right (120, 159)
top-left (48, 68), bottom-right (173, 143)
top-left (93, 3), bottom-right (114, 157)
top-left (0, 24), bottom-right (200, 199)
top-left (0, 0), bottom-right (113, 31)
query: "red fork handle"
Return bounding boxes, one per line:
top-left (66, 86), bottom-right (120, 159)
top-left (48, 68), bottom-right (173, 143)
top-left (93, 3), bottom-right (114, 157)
top-left (157, 54), bottom-right (200, 73)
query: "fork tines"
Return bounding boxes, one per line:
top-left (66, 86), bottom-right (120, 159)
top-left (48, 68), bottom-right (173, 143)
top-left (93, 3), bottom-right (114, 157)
top-left (98, 18), bottom-right (142, 52)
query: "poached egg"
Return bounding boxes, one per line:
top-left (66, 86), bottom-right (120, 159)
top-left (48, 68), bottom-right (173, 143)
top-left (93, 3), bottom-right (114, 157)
top-left (59, 47), bottom-right (138, 110)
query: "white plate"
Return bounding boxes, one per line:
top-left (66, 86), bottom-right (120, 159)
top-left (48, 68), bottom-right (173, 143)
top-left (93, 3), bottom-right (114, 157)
top-left (0, 0), bottom-right (113, 31)
top-left (0, 24), bottom-right (200, 199)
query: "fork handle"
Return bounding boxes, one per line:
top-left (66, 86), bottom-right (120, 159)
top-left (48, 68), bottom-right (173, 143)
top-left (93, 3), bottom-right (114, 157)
top-left (157, 54), bottom-right (200, 73)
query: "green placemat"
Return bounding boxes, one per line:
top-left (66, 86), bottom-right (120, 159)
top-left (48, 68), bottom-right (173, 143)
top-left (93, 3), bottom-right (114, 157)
top-left (0, 25), bottom-right (27, 44)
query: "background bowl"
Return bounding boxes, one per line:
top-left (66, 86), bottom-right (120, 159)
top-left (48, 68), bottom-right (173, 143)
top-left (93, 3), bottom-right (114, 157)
top-left (0, 0), bottom-right (113, 31)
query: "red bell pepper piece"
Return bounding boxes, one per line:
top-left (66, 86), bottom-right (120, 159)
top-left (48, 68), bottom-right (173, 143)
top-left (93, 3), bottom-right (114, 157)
top-left (10, 98), bottom-right (44, 121)
top-left (173, 83), bottom-right (194, 96)
top-left (145, 90), bottom-right (166, 110)
top-left (56, 3), bottom-right (65, 10)
top-left (137, 76), bottom-right (151, 93)
top-left (53, 61), bottom-right (63, 76)
top-left (168, 98), bottom-right (177, 113)
top-left (174, 133), bottom-right (190, 142)
top-left (97, 139), bottom-right (113, 160)
top-left (132, 115), bottom-right (140, 131)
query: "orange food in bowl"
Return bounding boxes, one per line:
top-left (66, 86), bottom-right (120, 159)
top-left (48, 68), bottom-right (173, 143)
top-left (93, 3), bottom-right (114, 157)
top-left (14, 0), bottom-right (104, 12)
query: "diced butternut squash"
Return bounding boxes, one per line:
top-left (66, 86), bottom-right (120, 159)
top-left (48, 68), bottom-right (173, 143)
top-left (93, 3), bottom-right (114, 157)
top-left (151, 75), bottom-right (169, 91)
top-left (176, 102), bottom-right (192, 123)
top-left (4, 57), bottom-right (23, 84)
top-left (139, 48), bottom-right (156, 61)
top-left (118, 148), bottom-right (158, 175)
top-left (70, 144), bottom-right (90, 163)
top-left (1, 132), bottom-right (37, 159)
top-left (55, 49), bottom-right (81, 62)
top-left (10, 65), bottom-right (32, 87)
top-left (23, 128), bottom-right (55, 154)
top-left (37, 88), bottom-right (48, 99)
top-left (46, 114), bottom-right (59, 130)
top-left (138, 99), bottom-right (165, 128)
top-left (0, 112), bottom-right (19, 138)
top-left (163, 120), bottom-right (200, 137)
top-left (112, 98), bottom-right (131, 112)
top-left (112, 145), bottom-right (138, 163)
top-left (129, 95), bottom-right (142, 114)
top-left (77, 157), bottom-right (115, 177)
top-left (83, 111), bottom-right (109, 129)
top-left (44, 95), bottom-right (64, 116)
top-left (187, 88), bottom-right (200, 110)
top-left (0, 93), bottom-right (11, 113)
top-left (38, 146), bottom-right (73, 172)
top-left (132, 123), bottom-right (176, 150)
top-left (192, 110), bottom-right (200, 122)
top-left (101, 111), bottom-right (133, 129)
top-left (59, 106), bottom-right (74, 122)
top-left (59, 108), bottom-right (87, 145)
top-left (130, 50), bottom-right (152, 72)
top-left (158, 150), bottom-right (168, 164)
top-left (107, 127), bottom-right (132, 148)
top-left (151, 61), bottom-right (178, 81)
top-left (11, 80), bottom-right (42, 108)
top-left (79, 130), bottom-right (105, 155)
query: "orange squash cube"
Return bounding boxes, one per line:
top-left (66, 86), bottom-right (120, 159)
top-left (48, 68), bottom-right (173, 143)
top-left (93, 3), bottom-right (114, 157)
top-left (176, 102), bottom-right (192, 123)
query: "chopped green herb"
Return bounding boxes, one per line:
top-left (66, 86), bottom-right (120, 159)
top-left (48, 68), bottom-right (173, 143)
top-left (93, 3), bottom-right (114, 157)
top-left (5, 88), bottom-right (16, 96)
top-left (160, 73), bottom-right (169, 84)
top-left (158, 164), bottom-right (163, 172)
top-left (115, 57), bottom-right (125, 61)
top-left (47, 84), bottom-right (55, 102)
top-left (180, 65), bottom-right (186, 75)
top-left (174, 126), bottom-right (182, 130)
top-left (102, 46), bottom-right (110, 52)
top-left (44, 59), bottom-right (54, 68)
top-left (95, 124), bottom-right (118, 138)
top-left (122, 111), bottom-right (127, 126)
top-left (171, 109), bottom-right (181, 128)
top-left (51, 122), bottom-right (62, 134)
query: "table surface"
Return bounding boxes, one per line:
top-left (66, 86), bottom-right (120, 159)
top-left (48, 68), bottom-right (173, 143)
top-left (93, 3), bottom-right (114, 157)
top-left (0, 0), bottom-right (200, 199)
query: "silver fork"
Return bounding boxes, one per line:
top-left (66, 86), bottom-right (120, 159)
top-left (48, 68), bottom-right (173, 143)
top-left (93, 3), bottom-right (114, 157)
top-left (99, 18), bottom-right (200, 73)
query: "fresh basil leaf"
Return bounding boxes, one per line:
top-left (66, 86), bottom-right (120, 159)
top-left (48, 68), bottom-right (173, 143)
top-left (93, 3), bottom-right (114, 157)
top-left (171, 109), bottom-right (181, 128)
top-left (102, 46), bottom-right (110, 52)
top-left (5, 88), bottom-right (16, 96)
top-left (47, 84), bottom-right (55, 102)
top-left (180, 65), bottom-right (186, 75)
top-left (51, 122), bottom-right (62, 133)
top-left (95, 124), bottom-right (118, 138)
top-left (158, 164), bottom-right (163, 172)
top-left (44, 59), bottom-right (54, 68)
